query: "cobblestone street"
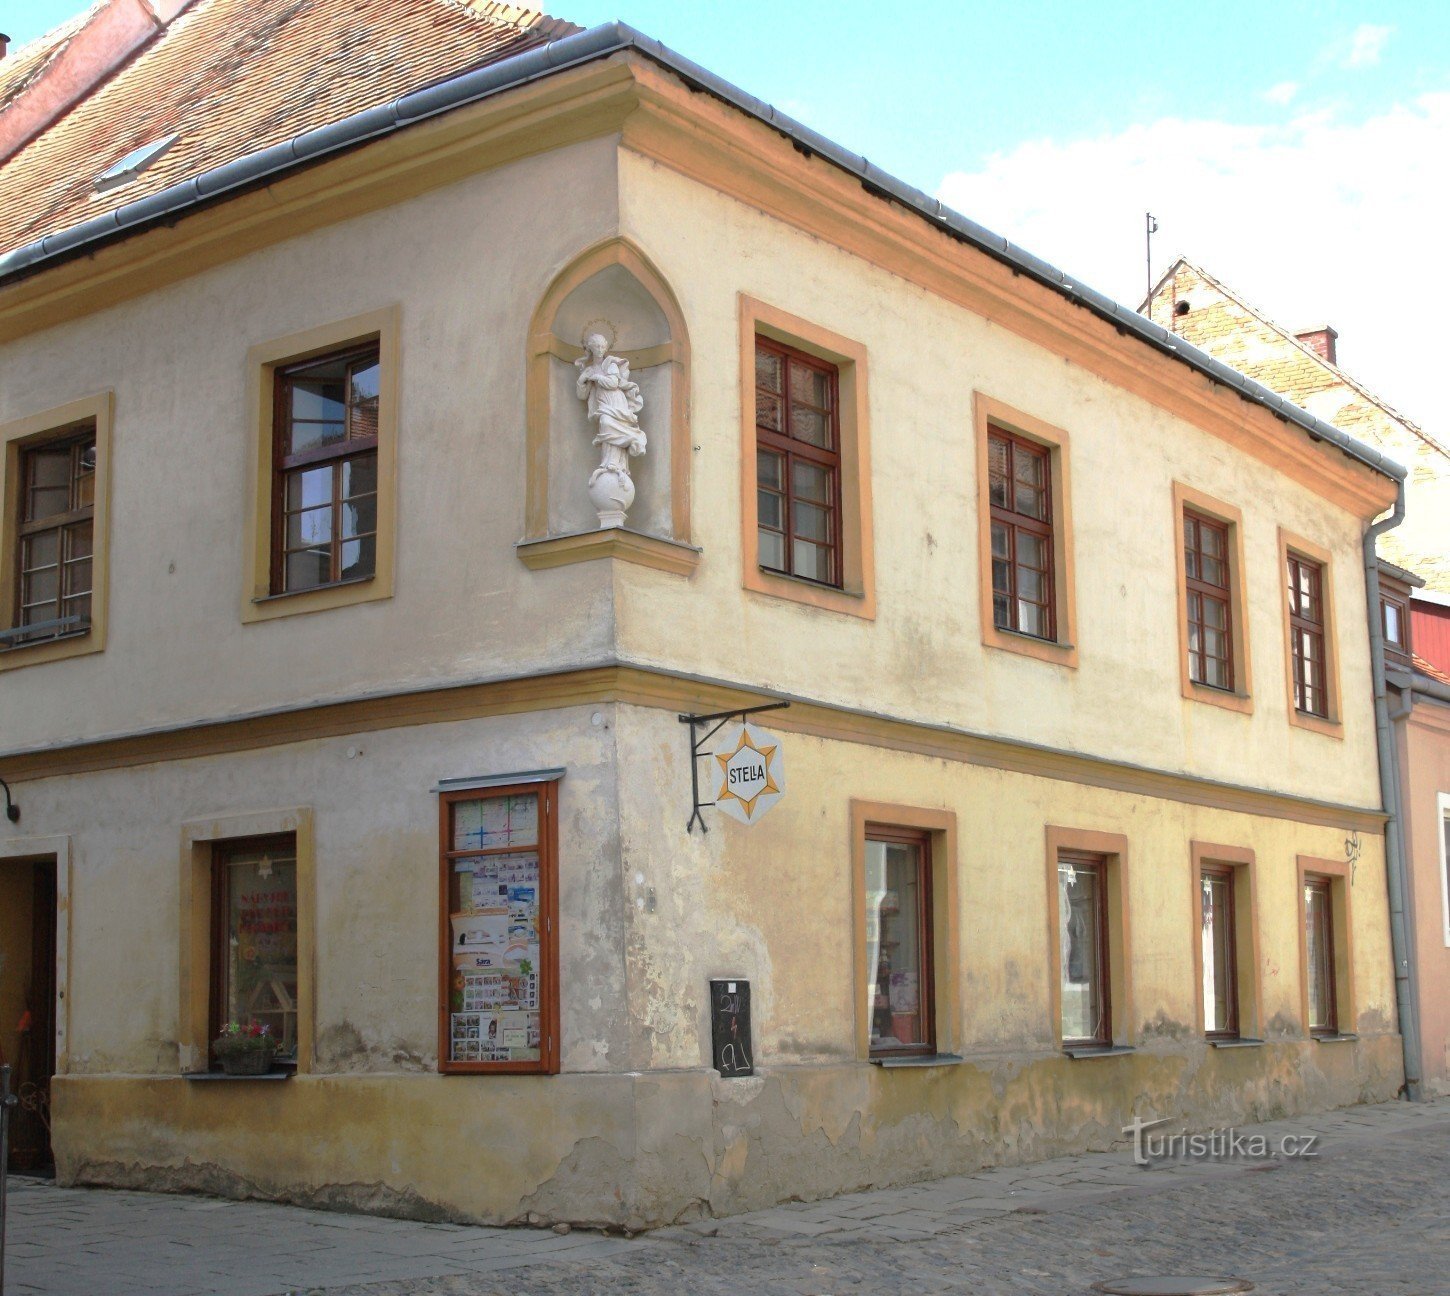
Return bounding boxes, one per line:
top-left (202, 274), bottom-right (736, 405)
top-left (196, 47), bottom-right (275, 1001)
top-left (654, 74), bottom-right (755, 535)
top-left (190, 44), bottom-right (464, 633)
top-left (8, 1098), bottom-right (1448, 1296)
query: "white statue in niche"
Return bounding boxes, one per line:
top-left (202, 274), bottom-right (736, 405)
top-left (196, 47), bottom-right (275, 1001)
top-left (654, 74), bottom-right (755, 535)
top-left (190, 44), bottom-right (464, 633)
top-left (575, 329), bottom-right (646, 528)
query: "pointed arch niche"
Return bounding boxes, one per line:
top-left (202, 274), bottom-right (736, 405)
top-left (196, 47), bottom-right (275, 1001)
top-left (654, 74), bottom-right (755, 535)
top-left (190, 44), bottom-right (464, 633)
top-left (517, 238), bottom-right (697, 575)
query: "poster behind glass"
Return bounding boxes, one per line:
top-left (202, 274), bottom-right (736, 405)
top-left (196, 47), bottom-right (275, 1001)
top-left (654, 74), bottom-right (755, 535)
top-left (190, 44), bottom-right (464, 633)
top-left (448, 793), bottom-right (542, 1064)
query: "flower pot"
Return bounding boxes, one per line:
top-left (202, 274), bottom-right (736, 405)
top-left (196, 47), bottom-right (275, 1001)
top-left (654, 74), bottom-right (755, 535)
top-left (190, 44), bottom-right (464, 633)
top-left (217, 1047), bottom-right (275, 1076)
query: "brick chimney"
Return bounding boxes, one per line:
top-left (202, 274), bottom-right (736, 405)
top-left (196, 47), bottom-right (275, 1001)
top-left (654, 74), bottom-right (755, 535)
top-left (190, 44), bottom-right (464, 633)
top-left (1295, 326), bottom-right (1339, 366)
top-left (1, 33), bottom-right (10, 61)
top-left (0, 1), bottom-right (198, 165)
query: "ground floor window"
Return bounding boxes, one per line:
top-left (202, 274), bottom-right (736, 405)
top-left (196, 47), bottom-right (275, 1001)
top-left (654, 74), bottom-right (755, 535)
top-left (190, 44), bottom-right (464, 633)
top-left (1304, 875), bottom-right (1338, 1037)
top-left (1057, 851), bottom-right (1110, 1045)
top-left (1200, 865), bottom-right (1239, 1038)
top-left (210, 835), bottom-right (298, 1064)
top-left (864, 826), bottom-right (934, 1057)
top-left (439, 782), bottom-right (559, 1073)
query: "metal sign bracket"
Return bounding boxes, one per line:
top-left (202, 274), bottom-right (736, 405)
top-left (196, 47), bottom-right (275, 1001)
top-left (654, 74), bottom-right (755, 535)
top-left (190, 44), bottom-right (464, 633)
top-left (678, 702), bottom-right (789, 834)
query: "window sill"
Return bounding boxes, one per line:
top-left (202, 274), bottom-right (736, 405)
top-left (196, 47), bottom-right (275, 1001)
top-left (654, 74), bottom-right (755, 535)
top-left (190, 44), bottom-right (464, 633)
top-left (1063, 1044), bottom-right (1135, 1060)
top-left (1311, 1032), bottom-right (1358, 1044)
top-left (183, 1069), bottom-right (294, 1081)
top-left (252, 575), bottom-right (375, 605)
top-left (1210, 1037), bottom-right (1265, 1049)
top-left (1288, 707), bottom-right (1344, 740)
top-left (0, 628), bottom-right (91, 654)
top-left (982, 622), bottom-right (1078, 669)
top-left (870, 1052), bottom-right (965, 1069)
top-left (744, 563), bottom-right (875, 620)
top-left (1182, 680), bottom-right (1254, 715)
top-left (517, 528), bottom-right (700, 576)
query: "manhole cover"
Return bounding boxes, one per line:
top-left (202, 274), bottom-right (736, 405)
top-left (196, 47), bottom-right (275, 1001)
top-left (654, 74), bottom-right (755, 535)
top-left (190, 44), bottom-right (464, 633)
top-left (1092, 1280), bottom-right (1254, 1295)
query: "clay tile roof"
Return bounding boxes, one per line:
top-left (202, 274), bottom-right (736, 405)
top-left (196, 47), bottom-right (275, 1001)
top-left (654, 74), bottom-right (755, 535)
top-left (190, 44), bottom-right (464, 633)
top-left (0, 0), bottom-right (579, 259)
top-left (1414, 653), bottom-right (1450, 688)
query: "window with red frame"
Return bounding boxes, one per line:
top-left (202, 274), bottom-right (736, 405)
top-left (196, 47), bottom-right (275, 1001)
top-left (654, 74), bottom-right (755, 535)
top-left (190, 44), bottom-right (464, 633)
top-left (988, 428), bottom-right (1054, 639)
top-left (1288, 553), bottom-right (1328, 717)
top-left (272, 343), bottom-right (380, 594)
top-left (1184, 510), bottom-right (1233, 690)
top-left (754, 337), bottom-right (842, 587)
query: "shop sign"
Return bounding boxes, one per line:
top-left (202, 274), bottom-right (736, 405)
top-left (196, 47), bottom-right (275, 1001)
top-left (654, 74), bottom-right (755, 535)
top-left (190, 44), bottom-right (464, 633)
top-left (712, 720), bottom-right (785, 825)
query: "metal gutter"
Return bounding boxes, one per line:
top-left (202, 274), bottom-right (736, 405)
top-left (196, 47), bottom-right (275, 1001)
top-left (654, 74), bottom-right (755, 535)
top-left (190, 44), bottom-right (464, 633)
top-left (0, 20), bottom-right (1408, 489)
top-left (1364, 481), bottom-right (1423, 1100)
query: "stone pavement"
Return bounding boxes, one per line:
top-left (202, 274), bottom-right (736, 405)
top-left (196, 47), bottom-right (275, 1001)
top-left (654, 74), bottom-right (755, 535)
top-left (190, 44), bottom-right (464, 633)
top-left (7, 1098), bottom-right (1449, 1295)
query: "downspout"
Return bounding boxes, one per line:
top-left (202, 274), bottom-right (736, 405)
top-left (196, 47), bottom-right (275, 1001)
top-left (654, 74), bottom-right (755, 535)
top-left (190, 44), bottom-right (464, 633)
top-left (1363, 481), bottom-right (1422, 1100)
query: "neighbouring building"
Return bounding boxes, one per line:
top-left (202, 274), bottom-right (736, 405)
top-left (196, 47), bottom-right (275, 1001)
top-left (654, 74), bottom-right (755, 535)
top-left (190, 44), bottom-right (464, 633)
top-left (0, 0), bottom-right (1414, 1226)
top-left (1145, 261), bottom-right (1450, 1100)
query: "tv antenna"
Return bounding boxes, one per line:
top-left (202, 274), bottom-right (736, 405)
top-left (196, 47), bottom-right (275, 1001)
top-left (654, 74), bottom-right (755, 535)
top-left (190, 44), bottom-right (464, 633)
top-left (1145, 211), bottom-right (1159, 309)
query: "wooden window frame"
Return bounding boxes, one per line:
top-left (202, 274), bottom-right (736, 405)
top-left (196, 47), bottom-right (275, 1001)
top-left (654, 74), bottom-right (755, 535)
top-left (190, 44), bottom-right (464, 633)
top-left (12, 431), bottom-right (96, 644)
top-left (1189, 842), bottom-right (1262, 1042)
top-left (753, 335), bottom-right (845, 590)
top-left (974, 395), bottom-right (1077, 667)
top-left (207, 833), bottom-right (299, 1070)
top-left (863, 825), bottom-right (936, 1060)
top-left (1044, 826), bottom-right (1132, 1051)
top-left (1295, 854), bottom-right (1354, 1040)
top-left (849, 801), bottom-right (958, 1062)
top-left (0, 393), bottom-right (113, 672)
top-left (1287, 554), bottom-right (1326, 717)
top-left (1057, 851), bottom-right (1111, 1046)
top-left (1184, 509), bottom-right (1234, 692)
top-left (988, 427), bottom-right (1055, 640)
top-left (1381, 595), bottom-right (1411, 663)
top-left (179, 808), bottom-right (315, 1075)
top-left (1279, 529), bottom-right (1343, 737)
top-left (1438, 792), bottom-right (1450, 949)
top-left (437, 782), bottom-right (561, 1076)
top-left (243, 307), bottom-right (399, 624)
top-left (739, 296), bottom-right (874, 620)
top-left (1172, 483), bottom-right (1253, 714)
top-left (1198, 864), bottom-right (1239, 1039)
top-left (269, 343), bottom-right (381, 596)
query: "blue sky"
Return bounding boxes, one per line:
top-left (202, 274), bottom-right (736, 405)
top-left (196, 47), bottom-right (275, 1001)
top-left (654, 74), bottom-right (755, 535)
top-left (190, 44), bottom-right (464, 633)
top-left (5, 2), bottom-right (1448, 429)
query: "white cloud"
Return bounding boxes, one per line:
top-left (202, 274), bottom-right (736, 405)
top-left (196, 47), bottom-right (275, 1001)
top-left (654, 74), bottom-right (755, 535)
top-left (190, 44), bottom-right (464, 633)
top-left (1263, 81), bottom-right (1299, 106)
top-left (1342, 23), bottom-right (1393, 68)
top-left (936, 93), bottom-right (1450, 436)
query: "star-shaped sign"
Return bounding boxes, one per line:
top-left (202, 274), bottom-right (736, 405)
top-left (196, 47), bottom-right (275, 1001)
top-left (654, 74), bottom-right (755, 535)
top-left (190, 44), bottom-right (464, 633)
top-left (713, 721), bottom-right (785, 824)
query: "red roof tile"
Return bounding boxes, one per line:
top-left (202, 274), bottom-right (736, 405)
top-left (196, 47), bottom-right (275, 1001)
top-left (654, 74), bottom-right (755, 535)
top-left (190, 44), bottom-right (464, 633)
top-left (0, 0), bottom-right (578, 259)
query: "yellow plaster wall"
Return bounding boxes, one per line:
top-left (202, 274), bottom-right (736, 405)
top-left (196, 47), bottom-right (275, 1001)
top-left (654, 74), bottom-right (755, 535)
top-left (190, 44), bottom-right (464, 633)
top-left (0, 135), bottom-right (623, 752)
top-left (614, 148), bottom-right (1383, 809)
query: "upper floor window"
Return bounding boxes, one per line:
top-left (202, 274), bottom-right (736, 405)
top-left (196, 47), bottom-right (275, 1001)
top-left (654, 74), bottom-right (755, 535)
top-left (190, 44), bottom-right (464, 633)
top-left (1183, 509), bottom-right (1234, 691)
top-left (754, 337), bottom-right (841, 588)
top-left (12, 428), bottom-right (95, 645)
top-left (1382, 594), bottom-right (1410, 661)
top-left (988, 428), bottom-right (1054, 640)
top-left (1287, 553), bottom-right (1327, 717)
top-left (272, 344), bottom-right (380, 595)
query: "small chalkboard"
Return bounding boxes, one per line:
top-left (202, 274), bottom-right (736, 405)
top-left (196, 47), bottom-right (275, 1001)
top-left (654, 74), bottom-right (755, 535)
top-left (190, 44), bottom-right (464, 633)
top-left (709, 979), bottom-right (753, 1077)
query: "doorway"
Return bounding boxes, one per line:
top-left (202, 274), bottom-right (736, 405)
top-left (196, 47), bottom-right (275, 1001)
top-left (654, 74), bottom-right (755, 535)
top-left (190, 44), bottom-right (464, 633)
top-left (1, 858), bottom-right (56, 1174)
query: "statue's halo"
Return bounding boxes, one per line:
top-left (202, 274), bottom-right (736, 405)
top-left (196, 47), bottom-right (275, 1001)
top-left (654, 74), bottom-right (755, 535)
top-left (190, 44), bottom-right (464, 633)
top-left (580, 319), bottom-right (617, 352)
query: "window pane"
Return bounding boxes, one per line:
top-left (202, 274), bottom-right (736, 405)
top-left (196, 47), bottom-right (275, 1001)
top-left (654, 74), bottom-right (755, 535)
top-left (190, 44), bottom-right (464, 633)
top-left (1016, 531), bottom-right (1046, 571)
top-left (1202, 596), bottom-right (1226, 630)
top-left (988, 437), bottom-right (1010, 508)
top-left (757, 449), bottom-right (783, 491)
top-left (792, 537), bottom-right (831, 583)
top-left (287, 465), bottom-right (333, 512)
top-left (339, 535), bottom-right (376, 582)
top-left (758, 528), bottom-right (785, 571)
top-left (990, 520), bottom-right (1010, 561)
top-left (21, 564), bottom-right (59, 613)
top-left (1017, 600), bottom-right (1045, 638)
top-left (755, 347), bottom-right (782, 393)
top-left (794, 500), bottom-right (831, 543)
top-left (993, 591), bottom-right (1010, 628)
top-left (1200, 524), bottom-right (1224, 559)
top-left (349, 361), bottom-right (381, 441)
top-left (1058, 860), bottom-right (1105, 1043)
top-left (221, 844), bottom-right (298, 1061)
top-left (287, 505), bottom-right (332, 549)
top-left (1204, 655), bottom-right (1229, 690)
top-left (792, 460), bottom-right (831, 504)
top-left (1015, 484), bottom-right (1046, 521)
top-left (342, 453), bottom-right (377, 500)
top-left (341, 494), bottom-right (376, 542)
top-left (1202, 872), bottom-right (1236, 1035)
top-left (866, 838), bottom-right (928, 1052)
top-left (1014, 446), bottom-right (1044, 487)
top-left (1200, 554), bottom-right (1226, 588)
top-left (757, 490), bottom-right (783, 530)
top-left (452, 793), bottom-right (538, 852)
top-left (756, 391), bottom-right (783, 432)
top-left (1305, 883), bottom-right (1335, 1032)
top-left (1384, 602), bottom-right (1402, 645)
top-left (285, 549), bottom-right (331, 591)
top-left (1018, 567), bottom-right (1043, 603)
top-left (789, 359), bottom-right (831, 410)
top-left (789, 404), bottom-right (830, 448)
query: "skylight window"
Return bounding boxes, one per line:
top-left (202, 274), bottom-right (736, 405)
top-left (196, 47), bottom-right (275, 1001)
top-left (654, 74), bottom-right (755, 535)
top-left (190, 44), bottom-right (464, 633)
top-left (94, 134), bottom-right (179, 192)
